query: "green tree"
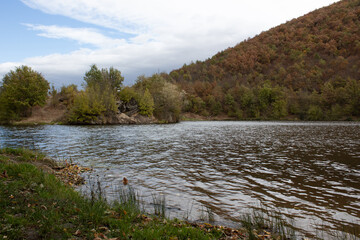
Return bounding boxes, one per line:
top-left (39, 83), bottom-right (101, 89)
top-left (119, 87), bottom-right (139, 103)
top-left (272, 99), bottom-right (287, 119)
top-left (205, 95), bottom-right (222, 116)
top-left (59, 84), bottom-right (78, 106)
top-left (84, 64), bottom-right (124, 93)
top-left (139, 88), bottom-right (155, 117)
top-left (153, 81), bottom-right (182, 123)
top-left (67, 88), bottom-right (107, 124)
top-left (307, 105), bottom-right (324, 120)
top-left (135, 74), bottom-right (182, 122)
top-left (344, 78), bottom-right (360, 116)
top-left (67, 65), bottom-right (122, 124)
top-left (0, 66), bottom-right (49, 123)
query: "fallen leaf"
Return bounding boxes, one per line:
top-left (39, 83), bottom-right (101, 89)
top-left (98, 233), bottom-right (108, 239)
top-left (123, 177), bottom-right (128, 185)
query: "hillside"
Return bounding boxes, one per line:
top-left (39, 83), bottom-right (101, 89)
top-left (170, 0), bottom-right (360, 120)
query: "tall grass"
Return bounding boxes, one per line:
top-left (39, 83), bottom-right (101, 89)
top-left (152, 193), bottom-right (166, 217)
top-left (113, 185), bottom-right (142, 218)
top-left (240, 206), bottom-right (297, 240)
top-left (198, 205), bottom-right (215, 223)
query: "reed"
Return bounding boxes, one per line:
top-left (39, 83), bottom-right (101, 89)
top-left (151, 193), bottom-right (166, 217)
top-left (240, 206), bottom-right (297, 240)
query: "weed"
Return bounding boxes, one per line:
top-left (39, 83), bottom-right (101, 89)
top-left (114, 185), bottom-right (141, 215)
top-left (240, 206), bottom-right (297, 240)
top-left (152, 193), bottom-right (166, 217)
top-left (182, 200), bottom-right (194, 221)
top-left (206, 206), bottom-right (215, 223)
top-left (198, 205), bottom-right (216, 223)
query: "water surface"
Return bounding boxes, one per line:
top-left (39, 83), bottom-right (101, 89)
top-left (1, 121), bottom-right (359, 237)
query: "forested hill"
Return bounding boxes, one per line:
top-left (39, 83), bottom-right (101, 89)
top-left (169, 0), bottom-right (360, 120)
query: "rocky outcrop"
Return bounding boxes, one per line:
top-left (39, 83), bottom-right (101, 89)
top-left (86, 98), bottom-right (157, 125)
top-left (117, 98), bottom-right (139, 116)
top-left (91, 113), bottom-right (157, 125)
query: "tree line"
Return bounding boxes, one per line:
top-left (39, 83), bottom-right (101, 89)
top-left (1, 64), bottom-right (359, 124)
top-left (0, 65), bottom-right (182, 124)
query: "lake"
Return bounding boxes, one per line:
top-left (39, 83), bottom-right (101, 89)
top-left (1, 121), bottom-right (359, 238)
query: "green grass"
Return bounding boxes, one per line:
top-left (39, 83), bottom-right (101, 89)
top-left (0, 149), bottom-right (223, 239)
top-left (0, 147), bottom-right (61, 169)
top-left (1, 147), bottom-right (45, 161)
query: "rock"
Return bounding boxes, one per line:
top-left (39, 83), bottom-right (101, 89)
top-left (118, 98), bottom-right (139, 116)
top-left (116, 113), bottom-right (137, 124)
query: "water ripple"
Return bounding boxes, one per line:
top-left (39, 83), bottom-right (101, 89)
top-left (0, 121), bottom-right (359, 237)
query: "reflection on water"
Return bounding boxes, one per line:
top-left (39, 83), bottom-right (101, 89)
top-left (1, 121), bottom-right (359, 237)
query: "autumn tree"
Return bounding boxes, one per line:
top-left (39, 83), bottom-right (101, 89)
top-left (0, 66), bottom-right (49, 123)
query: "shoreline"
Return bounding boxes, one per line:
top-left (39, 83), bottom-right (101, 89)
top-left (0, 148), bottom-right (298, 239)
top-left (0, 148), bottom-right (224, 239)
top-left (1, 148), bottom-right (359, 239)
top-left (3, 118), bottom-right (359, 126)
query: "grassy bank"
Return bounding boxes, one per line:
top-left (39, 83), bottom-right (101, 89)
top-left (0, 148), bottom-right (229, 239)
top-left (0, 148), bottom-right (302, 240)
top-left (2, 148), bottom-right (359, 239)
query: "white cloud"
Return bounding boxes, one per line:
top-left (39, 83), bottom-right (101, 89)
top-left (23, 24), bottom-right (127, 48)
top-left (0, 0), bottom-right (339, 87)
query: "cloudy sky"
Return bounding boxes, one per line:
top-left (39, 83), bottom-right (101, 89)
top-left (0, 0), bottom-right (339, 87)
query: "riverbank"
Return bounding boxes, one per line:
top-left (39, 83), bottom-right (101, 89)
top-left (0, 148), bottom-right (225, 239)
top-left (1, 148), bottom-right (283, 239)
top-left (5, 99), bottom-right (359, 126)
top-left (9, 97), bottom-right (159, 126)
top-left (181, 112), bottom-right (360, 122)
top-left (1, 148), bottom-right (359, 239)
